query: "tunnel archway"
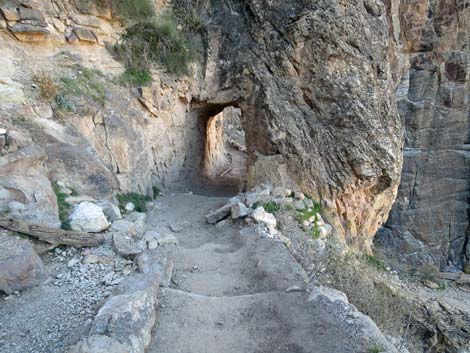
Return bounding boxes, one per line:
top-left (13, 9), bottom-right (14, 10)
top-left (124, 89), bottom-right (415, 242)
top-left (185, 102), bottom-right (247, 196)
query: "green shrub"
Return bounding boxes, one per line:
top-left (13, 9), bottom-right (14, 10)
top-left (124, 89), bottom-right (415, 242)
top-left (295, 201), bottom-right (323, 239)
top-left (55, 95), bottom-right (76, 112)
top-left (419, 263), bottom-right (439, 282)
top-left (119, 67), bottom-right (152, 86)
top-left (263, 201), bottom-right (281, 214)
top-left (362, 254), bottom-right (387, 271)
top-left (115, 17), bottom-right (195, 76)
top-left (117, 193), bottom-right (151, 213)
top-left (369, 346), bottom-right (384, 353)
top-left (52, 182), bottom-right (72, 230)
top-left (172, 0), bottom-right (206, 33)
top-left (112, 0), bottom-right (155, 23)
top-left (59, 67), bottom-right (106, 106)
top-left (296, 203), bottom-right (322, 223)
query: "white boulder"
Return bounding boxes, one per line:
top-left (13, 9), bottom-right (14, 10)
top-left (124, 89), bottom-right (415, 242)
top-left (69, 202), bottom-right (110, 233)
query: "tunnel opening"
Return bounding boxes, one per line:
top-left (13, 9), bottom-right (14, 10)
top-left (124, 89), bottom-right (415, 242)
top-left (187, 104), bottom-right (247, 196)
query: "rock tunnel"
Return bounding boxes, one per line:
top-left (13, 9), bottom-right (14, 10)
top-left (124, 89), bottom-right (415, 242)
top-left (185, 102), bottom-right (247, 196)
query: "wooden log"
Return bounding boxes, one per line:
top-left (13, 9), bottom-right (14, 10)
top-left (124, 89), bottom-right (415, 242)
top-left (0, 216), bottom-right (103, 247)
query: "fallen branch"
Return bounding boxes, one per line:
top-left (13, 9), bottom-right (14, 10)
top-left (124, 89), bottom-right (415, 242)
top-left (0, 216), bottom-right (103, 247)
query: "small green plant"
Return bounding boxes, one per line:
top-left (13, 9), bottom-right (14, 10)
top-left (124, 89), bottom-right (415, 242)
top-left (296, 201), bottom-right (323, 240)
top-left (362, 254), bottom-right (387, 271)
top-left (117, 193), bottom-right (151, 213)
top-left (436, 282), bottom-right (447, 291)
top-left (263, 201), bottom-right (281, 214)
top-left (52, 182), bottom-right (72, 230)
top-left (55, 95), bottom-right (76, 112)
top-left (369, 345), bottom-right (384, 353)
top-left (119, 67), bottom-right (152, 86)
top-left (296, 203), bottom-right (322, 223)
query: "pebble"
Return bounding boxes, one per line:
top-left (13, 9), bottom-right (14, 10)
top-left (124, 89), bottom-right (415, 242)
top-left (67, 258), bottom-right (80, 268)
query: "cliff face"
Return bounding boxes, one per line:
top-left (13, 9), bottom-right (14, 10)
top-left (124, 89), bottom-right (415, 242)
top-left (377, 0), bottom-right (470, 271)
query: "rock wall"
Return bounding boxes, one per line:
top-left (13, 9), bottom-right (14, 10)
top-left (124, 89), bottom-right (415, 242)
top-left (196, 0), bottom-right (403, 252)
top-left (377, 0), bottom-right (470, 271)
top-left (0, 0), bottom-right (201, 210)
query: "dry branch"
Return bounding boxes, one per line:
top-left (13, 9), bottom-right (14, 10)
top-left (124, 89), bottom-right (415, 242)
top-left (0, 216), bottom-right (103, 247)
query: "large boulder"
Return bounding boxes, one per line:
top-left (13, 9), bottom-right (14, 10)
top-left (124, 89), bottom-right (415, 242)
top-left (90, 285), bottom-right (158, 353)
top-left (69, 202), bottom-right (110, 233)
top-left (0, 233), bottom-right (45, 294)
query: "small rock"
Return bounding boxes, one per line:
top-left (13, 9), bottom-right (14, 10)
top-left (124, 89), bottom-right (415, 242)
top-left (65, 195), bottom-right (96, 204)
top-left (231, 202), bottom-right (249, 219)
top-left (126, 212), bottom-right (146, 235)
top-left (96, 200), bottom-right (122, 222)
top-left (110, 220), bottom-right (137, 237)
top-left (423, 280), bottom-right (440, 290)
top-left (0, 128), bottom-right (6, 135)
top-left (245, 187), bottom-right (271, 207)
top-left (83, 255), bottom-right (99, 265)
top-left (294, 200), bottom-right (306, 210)
top-left (252, 207), bottom-right (277, 230)
top-left (67, 258), bottom-right (80, 268)
top-left (286, 285), bottom-right (304, 293)
top-left (309, 286), bottom-right (349, 304)
top-left (318, 224), bottom-right (333, 238)
top-left (156, 233), bottom-right (178, 246)
top-left (113, 234), bottom-right (144, 259)
top-left (60, 187), bottom-right (73, 195)
top-left (169, 221), bottom-right (190, 233)
top-left (125, 202), bottom-right (135, 212)
top-left (304, 198), bottom-right (314, 208)
top-left (295, 192), bottom-right (305, 200)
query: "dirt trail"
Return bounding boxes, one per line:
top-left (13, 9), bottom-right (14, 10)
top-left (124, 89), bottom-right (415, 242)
top-left (146, 193), bottom-right (396, 353)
